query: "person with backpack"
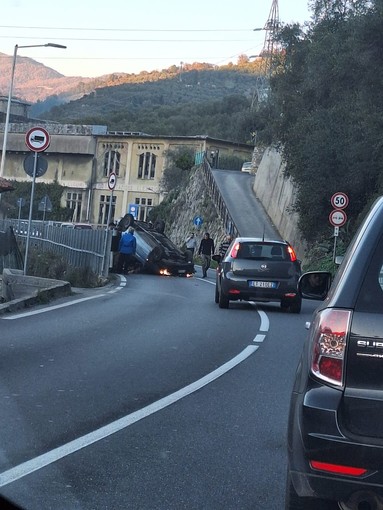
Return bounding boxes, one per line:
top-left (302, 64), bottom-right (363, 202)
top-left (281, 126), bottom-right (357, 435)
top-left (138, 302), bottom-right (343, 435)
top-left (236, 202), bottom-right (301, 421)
top-left (117, 226), bottom-right (137, 274)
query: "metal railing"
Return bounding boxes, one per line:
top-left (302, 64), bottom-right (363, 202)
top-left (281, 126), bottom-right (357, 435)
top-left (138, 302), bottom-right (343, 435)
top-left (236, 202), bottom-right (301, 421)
top-left (0, 219), bottom-right (112, 277)
top-left (201, 157), bottom-right (240, 238)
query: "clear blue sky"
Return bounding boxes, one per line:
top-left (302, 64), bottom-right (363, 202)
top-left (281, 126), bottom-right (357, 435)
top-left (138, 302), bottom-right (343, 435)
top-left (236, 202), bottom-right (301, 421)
top-left (2, 0), bottom-right (312, 78)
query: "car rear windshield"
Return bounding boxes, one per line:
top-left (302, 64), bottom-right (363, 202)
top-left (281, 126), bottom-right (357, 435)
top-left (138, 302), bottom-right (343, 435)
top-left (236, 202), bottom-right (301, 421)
top-left (237, 243), bottom-right (287, 261)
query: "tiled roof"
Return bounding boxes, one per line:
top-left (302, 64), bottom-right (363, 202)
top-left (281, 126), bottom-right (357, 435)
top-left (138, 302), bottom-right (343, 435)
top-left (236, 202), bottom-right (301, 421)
top-left (0, 177), bottom-right (14, 193)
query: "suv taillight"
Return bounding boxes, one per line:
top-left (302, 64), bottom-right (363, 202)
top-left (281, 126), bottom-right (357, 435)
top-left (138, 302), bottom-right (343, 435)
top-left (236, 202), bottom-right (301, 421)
top-left (310, 309), bottom-right (351, 387)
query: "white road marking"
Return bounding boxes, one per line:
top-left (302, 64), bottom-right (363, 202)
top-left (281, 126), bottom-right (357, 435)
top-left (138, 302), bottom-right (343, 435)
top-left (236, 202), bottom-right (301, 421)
top-left (257, 309), bottom-right (269, 332)
top-left (0, 276), bottom-right (270, 487)
top-left (0, 345), bottom-right (258, 488)
top-left (1, 277), bottom-right (127, 320)
top-left (1, 294), bottom-right (105, 320)
top-left (253, 334), bottom-right (266, 343)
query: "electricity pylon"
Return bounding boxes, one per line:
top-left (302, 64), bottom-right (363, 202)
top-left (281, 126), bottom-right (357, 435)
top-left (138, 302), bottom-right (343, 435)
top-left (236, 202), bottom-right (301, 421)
top-left (252, 0), bottom-right (280, 107)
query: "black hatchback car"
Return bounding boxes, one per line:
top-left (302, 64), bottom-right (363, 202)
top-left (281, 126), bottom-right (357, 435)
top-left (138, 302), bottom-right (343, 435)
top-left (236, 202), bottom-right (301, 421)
top-left (287, 196), bottom-right (383, 510)
top-left (215, 237), bottom-right (302, 312)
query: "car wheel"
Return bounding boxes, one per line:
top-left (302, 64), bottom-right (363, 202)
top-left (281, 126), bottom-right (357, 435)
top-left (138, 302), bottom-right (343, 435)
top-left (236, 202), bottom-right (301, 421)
top-left (290, 298), bottom-right (302, 314)
top-left (154, 219), bottom-right (165, 234)
top-left (285, 471), bottom-right (338, 510)
top-left (281, 298), bottom-right (301, 314)
top-left (118, 213), bottom-right (135, 230)
top-left (218, 289), bottom-right (229, 309)
top-left (280, 299), bottom-right (290, 312)
top-left (215, 285), bottom-right (219, 303)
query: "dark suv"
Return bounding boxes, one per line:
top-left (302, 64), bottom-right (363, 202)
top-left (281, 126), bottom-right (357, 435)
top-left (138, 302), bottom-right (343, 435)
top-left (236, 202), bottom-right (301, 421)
top-left (286, 196), bottom-right (383, 510)
top-left (215, 238), bottom-right (302, 312)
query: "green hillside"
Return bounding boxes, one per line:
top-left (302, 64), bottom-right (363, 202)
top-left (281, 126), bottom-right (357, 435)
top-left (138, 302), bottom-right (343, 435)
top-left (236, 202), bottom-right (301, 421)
top-left (40, 68), bottom-right (260, 143)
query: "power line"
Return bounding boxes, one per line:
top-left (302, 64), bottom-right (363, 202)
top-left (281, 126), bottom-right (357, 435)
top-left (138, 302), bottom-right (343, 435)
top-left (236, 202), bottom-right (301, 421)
top-left (0, 36), bottom-right (254, 43)
top-left (0, 25), bottom-right (253, 32)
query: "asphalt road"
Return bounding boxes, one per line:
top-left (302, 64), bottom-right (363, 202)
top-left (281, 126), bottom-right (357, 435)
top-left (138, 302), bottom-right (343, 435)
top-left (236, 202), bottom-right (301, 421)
top-left (211, 170), bottom-right (281, 239)
top-left (0, 269), bottom-right (316, 510)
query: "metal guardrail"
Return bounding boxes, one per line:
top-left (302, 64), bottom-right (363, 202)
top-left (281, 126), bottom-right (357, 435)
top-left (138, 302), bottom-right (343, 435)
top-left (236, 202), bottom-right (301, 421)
top-left (0, 219), bottom-right (112, 277)
top-left (201, 157), bottom-right (240, 238)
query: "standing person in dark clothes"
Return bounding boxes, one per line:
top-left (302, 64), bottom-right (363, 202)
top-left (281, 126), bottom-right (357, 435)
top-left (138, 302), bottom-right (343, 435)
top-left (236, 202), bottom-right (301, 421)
top-left (198, 232), bottom-right (215, 278)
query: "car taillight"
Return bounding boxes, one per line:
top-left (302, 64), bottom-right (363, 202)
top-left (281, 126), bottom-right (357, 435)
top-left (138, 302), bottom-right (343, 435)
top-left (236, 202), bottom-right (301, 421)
top-left (230, 242), bottom-right (240, 258)
top-left (309, 460), bottom-right (367, 477)
top-left (310, 308), bottom-right (351, 387)
top-left (287, 245), bottom-right (297, 262)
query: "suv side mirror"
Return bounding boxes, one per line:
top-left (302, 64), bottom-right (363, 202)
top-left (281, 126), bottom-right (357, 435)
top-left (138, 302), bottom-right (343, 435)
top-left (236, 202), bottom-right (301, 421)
top-left (298, 271), bottom-right (332, 300)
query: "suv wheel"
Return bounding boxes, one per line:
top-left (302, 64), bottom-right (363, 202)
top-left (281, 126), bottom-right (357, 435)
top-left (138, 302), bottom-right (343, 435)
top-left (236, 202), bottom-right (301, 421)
top-left (215, 285), bottom-right (219, 303)
top-left (218, 289), bottom-right (229, 309)
top-left (285, 472), bottom-right (338, 510)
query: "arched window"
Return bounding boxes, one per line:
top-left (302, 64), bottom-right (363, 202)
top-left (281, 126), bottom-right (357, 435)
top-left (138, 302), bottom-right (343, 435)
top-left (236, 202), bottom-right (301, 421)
top-left (138, 152), bottom-right (156, 179)
top-left (104, 150), bottom-right (120, 176)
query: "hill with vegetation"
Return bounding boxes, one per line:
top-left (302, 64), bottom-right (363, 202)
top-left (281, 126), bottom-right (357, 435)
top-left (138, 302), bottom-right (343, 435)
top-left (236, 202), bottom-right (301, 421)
top-left (0, 51), bottom-right (262, 143)
top-left (42, 66), bottom-right (260, 143)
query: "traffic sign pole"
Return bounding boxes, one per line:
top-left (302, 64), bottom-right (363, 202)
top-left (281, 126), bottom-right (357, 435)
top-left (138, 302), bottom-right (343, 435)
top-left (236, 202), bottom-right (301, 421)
top-left (329, 192), bottom-right (349, 263)
top-left (24, 151), bottom-right (38, 275)
top-left (103, 172), bottom-right (117, 277)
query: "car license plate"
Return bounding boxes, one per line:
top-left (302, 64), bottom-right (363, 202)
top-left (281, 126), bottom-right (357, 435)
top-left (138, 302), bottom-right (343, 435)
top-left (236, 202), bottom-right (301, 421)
top-left (249, 281), bottom-right (277, 289)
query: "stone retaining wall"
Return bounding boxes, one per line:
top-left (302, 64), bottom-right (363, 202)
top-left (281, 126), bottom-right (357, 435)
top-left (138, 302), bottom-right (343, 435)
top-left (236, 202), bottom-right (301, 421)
top-left (253, 147), bottom-right (307, 261)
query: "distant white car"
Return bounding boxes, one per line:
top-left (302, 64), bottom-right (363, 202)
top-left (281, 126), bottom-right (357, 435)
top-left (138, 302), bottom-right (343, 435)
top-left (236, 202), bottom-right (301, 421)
top-left (241, 161), bottom-right (253, 173)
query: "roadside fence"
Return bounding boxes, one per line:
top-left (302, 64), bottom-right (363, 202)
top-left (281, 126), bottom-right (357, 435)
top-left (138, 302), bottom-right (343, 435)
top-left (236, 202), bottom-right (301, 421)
top-left (0, 219), bottom-right (112, 277)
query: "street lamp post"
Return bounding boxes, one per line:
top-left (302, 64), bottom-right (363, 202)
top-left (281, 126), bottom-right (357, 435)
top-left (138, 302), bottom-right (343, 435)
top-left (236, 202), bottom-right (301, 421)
top-left (0, 43), bottom-right (67, 179)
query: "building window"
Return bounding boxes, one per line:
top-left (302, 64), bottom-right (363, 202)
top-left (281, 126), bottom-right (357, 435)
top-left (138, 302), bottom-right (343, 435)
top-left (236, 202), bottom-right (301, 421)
top-left (138, 152), bottom-right (156, 179)
top-left (104, 150), bottom-right (120, 176)
top-left (66, 192), bottom-right (83, 222)
top-left (98, 194), bottom-right (117, 225)
top-left (134, 197), bottom-right (153, 221)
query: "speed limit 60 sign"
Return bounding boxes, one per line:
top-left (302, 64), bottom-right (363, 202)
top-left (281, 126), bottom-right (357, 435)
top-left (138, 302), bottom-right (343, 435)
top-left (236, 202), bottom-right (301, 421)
top-left (331, 192), bottom-right (349, 210)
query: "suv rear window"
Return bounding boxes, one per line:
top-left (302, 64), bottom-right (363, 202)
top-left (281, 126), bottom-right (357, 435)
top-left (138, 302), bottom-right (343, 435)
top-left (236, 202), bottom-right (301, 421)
top-left (355, 232), bottom-right (383, 313)
top-left (237, 243), bottom-right (287, 261)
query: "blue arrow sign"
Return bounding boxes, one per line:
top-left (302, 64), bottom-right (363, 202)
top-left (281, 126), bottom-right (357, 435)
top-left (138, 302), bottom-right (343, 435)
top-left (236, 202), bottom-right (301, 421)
top-left (193, 215), bottom-right (203, 226)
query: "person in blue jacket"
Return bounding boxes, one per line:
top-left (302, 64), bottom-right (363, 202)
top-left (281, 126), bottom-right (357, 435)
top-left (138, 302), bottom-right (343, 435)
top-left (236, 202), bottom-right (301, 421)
top-left (117, 226), bottom-right (137, 274)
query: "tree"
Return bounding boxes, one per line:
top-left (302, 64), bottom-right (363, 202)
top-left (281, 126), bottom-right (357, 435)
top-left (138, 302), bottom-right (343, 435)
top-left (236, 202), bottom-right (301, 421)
top-left (256, 1), bottom-right (383, 243)
top-left (160, 147), bottom-right (195, 193)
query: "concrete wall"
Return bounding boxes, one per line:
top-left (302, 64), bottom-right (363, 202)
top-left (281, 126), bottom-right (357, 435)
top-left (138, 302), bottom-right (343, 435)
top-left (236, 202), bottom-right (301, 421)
top-left (253, 147), bottom-right (307, 261)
